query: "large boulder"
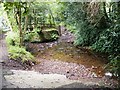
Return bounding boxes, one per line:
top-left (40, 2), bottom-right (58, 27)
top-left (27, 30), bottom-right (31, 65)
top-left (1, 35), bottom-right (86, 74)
top-left (42, 28), bottom-right (59, 41)
top-left (25, 28), bottom-right (59, 43)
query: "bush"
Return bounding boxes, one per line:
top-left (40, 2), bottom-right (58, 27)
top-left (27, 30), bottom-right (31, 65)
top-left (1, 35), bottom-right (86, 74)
top-left (5, 31), bottom-right (36, 65)
top-left (24, 28), bottom-right (41, 42)
top-left (91, 24), bottom-right (120, 77)
top-left (51, 33), bottom-right (59, 40)
top-left (8, 46), bottom-right (35, 63)
top-left (5, 31), bottom-right (20, 46)
top-left (107, 55), bottom-right (120, 78)
top-left (74, 21), bottom-right (120, 78)
top-left (66, 25), bottom-right (76, 33)
top-left (74, 21), bottom-right (99, 46)
top-left (91, 24), bottom-right (120, 54)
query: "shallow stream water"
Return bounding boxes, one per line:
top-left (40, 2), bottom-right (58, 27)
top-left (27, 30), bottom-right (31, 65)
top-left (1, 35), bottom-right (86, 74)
top-left (29, 42), bottom-right (108, 77)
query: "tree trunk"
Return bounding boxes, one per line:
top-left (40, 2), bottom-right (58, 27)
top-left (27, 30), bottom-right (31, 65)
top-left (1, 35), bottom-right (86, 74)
top-left (24, 16), bottom-right (28, 33)
top-left (24, 3), bottom-right (29, 35)
top-left (17, 4), bottom-right (22, 47)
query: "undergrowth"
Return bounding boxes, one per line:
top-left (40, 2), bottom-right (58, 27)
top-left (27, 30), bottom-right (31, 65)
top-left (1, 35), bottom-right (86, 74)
top-left (5, 31), bottom-right (36, 66)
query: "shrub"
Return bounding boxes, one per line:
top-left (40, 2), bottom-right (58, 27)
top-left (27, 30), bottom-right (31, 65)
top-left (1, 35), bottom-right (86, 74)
top-left (51, 33), bottom-right (59, 40)
top-left (5, 31), bottom-right (20, 46)
top-left (107, 55), bottom-right (120, 78)
top-left (91, 24), bottom-right (120, 78)
top-left (24, 28), bottom-right (41, 42)
top-left (5, 31), bottom-right (36, 65)
top-left (74, 21), bottom-right (99, 46)
top-left (66, 25), bottom-right (76, 33)
top-left (8, 46), bottom-right (35, 63)
top-left (91, 24), bottom-right (120, 54)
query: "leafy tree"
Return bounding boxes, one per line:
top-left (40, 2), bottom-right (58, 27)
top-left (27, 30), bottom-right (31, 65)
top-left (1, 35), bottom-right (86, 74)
top-left (4, 2), bottom-right (30, 46)
top-left (58, 1), bottom-right (120, 80)
top-left (3, 2), bottom-right (36, 66)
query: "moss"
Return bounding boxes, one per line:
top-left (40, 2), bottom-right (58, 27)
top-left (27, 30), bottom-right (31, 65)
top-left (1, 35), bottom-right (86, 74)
top-left (43, 28), bottom-right (57, 31)
top-left (42, 29), bottom-right (59, 41)
top-left (25, 28), bottom-right (59, 43)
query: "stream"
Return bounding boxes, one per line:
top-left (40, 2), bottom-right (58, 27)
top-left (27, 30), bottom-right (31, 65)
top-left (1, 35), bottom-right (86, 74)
top-left (27, 41), bottom-right (108, 78)
top-left (25, 26), bottom-right (112, 79)
top-left (2, 29), bottom-right (118, 88)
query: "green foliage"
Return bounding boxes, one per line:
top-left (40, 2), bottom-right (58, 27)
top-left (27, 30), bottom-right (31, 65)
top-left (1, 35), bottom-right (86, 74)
top-left (74, 21), bottom-right (99, 46)
top-left (51, 33), bottom-right (59, 40)
top-left (5, 31), bottom-right (20, 46)
top-left (60, 2), bottom-right (120, 79)
top-left (91, 24), bottom-right (120, 77)
top-left (8, 46), bottom-right (35, 63)
top-left (26, 2), bottom-right (56, 28)
top-left (24, 28), bottom-right (41, 42)
top-left (42, 28), bottom-right (59, 41)
top-left (7, 10), bottom-right (18, 32)
top-left (91, 24), bottom-right (120, 54)
top-left (5, 31), bottom-right (35, 63)
top-left (24, 28), bottom-right (59, 42)
top-left (3, 1), bottom-right (120, 78)
top-left (108, 55), bottom-right (120, 78)
top-left (66, 25), bottom-right (76, 33)
top-left (58, 2), bottom-right (85, 32)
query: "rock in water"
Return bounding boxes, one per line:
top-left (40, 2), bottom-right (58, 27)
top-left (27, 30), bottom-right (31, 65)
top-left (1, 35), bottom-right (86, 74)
top-left (105, 72), bottom-right (112, 78)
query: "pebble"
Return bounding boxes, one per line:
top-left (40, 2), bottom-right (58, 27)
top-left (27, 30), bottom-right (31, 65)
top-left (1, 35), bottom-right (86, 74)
top-left (105, 72), bottom-right (113, 78)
